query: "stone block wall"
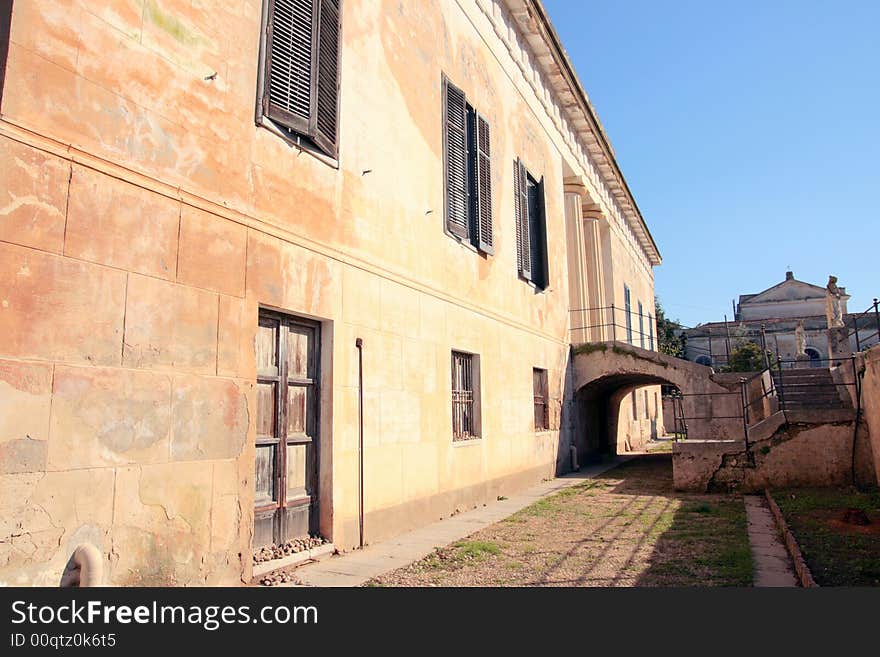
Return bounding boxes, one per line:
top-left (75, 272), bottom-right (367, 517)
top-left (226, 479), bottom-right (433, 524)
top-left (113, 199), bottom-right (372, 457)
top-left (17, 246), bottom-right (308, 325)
top-left (0, 1), bottom-right (664, 585)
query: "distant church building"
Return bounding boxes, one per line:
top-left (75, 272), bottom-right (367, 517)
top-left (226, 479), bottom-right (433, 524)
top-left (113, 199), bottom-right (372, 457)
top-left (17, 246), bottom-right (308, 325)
top-left (685, 271), bottom-right (876, 368)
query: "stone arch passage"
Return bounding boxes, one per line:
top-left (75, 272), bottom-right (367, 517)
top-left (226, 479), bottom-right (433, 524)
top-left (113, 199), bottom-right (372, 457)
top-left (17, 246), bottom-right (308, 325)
top-left (575, 373), bottom-right (674, 461)
top-left (570, 342), bottom-right (744, 463)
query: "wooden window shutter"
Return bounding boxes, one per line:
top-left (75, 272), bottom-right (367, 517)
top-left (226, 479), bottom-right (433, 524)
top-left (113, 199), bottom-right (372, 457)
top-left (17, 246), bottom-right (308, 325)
top-left (443, 78), bottom-right (469, 239)
top-left (514, 158), bottom-right (531, 280)
top-left (313, 0), bottom-right (340, 157)
top-left (262, 0), bottom-right (341, 157)
top-left (264, 0), bottom-right (316, 135)
top-left (475, 114), bottom-right (493, 254)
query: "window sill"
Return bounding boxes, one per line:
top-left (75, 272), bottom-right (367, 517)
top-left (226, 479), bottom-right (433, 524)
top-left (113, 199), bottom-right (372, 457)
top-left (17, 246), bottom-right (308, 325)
top-left (443, 227), bottom-right (491, 257)
top-left (519, 275), bottom-right (548, 294)
top-left (452, 437), bottom-right (483, 447)
top-left (257, 116), bottom-right (340, 170)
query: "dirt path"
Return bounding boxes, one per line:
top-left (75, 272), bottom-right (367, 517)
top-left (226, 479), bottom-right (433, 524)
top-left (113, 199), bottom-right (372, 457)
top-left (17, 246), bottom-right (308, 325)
top-left (368, 455), bottom-right (753, 587)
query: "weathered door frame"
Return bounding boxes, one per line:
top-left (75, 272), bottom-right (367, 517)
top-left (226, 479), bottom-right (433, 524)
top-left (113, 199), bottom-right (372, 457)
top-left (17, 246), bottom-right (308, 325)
top-left (254, 308), bottom-right (322, 547)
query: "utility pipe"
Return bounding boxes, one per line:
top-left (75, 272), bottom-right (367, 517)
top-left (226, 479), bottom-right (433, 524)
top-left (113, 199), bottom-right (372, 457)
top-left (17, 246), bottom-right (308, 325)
top-left (355, 337), bottom-right (365, 548)
top-left (851, 355), bottom-right (864, 489)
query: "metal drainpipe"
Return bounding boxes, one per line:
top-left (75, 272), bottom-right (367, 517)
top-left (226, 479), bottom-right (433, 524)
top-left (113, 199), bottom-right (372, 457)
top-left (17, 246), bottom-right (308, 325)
top-left (355, 337), bottom-right (365, 548)
top-left (851, 355), bottom-right (864, 489)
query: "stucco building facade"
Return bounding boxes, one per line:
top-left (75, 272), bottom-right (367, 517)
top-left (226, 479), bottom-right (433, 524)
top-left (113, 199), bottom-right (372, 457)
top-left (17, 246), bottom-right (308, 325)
top-left (0, 0), bottom-right (661, 585)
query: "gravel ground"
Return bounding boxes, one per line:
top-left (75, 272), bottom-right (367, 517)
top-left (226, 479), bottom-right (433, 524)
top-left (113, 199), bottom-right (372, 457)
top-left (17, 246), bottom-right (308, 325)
top-left (367, 455), bottom-right (752, 587)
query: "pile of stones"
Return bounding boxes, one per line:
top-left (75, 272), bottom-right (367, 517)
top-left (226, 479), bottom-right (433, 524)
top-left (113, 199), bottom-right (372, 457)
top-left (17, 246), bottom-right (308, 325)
top-left (259, 569), bottom-right (299, 587)
top-left (253, 536), bottom-right (327, 564)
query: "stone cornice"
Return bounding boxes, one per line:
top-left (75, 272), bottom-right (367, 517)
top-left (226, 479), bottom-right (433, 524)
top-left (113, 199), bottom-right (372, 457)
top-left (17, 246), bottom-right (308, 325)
top-left (485, 0), bottom-right (661, 266)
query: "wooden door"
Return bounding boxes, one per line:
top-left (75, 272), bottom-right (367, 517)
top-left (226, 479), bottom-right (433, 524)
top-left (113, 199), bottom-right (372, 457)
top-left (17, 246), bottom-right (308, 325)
top-left (254, 310), bottom-right (320, 548)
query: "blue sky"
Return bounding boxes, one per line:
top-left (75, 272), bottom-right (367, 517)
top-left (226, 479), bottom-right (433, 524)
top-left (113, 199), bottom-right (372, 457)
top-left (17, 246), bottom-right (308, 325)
top-left (542, 0), bottom-right (879, 327)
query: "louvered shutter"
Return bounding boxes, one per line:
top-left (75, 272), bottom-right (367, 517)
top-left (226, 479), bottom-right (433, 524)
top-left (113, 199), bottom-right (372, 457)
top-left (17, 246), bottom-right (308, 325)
top-left (475, 114), bottom-right (493, 254)
top-left (313, 0), bottom-right (340, 156)
top-left (262, 0), bottom-right (340, 157)
top-left (264, 0), bottom-right (316, 135)
top-left (514, 158), bottom-right (531, 280)
top-left (443, 79), bottom-right (469, 239)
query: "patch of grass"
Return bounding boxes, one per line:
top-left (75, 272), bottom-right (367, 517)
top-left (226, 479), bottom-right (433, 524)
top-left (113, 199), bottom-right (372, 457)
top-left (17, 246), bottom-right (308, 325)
top-left (553, 487), bottom-right (582, 500)
top-left (513, 482), bottom-right (595, 519)
top-left (648, 441), bottom-right (673, 453)
top-left (419, 553), bottom-right (444, 570)
top-left (684, 502), bottom-right (717, 515)
top-left (515, 499), bottom-right (557, 518)
top-left (452, 540), bottom-right (501, 561)
top-left (646, 515), bottom-right (675, 538)
top-left (638, 496), bottom-right (753, 586)
top-left (573, 342), bottom-right (607, 356)
top-left (774, 487), bottom-right (880, 586)
top-left (610, 344), bottom-right (670, 368)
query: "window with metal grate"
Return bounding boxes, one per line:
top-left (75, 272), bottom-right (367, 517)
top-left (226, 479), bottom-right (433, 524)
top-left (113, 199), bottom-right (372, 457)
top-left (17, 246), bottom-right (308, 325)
top-left (452, 351), bottom-right (480, 441)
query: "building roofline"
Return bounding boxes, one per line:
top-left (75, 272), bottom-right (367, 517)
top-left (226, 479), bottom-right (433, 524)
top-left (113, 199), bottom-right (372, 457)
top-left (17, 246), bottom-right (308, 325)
top-left (508, 0), bottom-right (661, 265)
top-left (740, 276), bottom-right (850, 304)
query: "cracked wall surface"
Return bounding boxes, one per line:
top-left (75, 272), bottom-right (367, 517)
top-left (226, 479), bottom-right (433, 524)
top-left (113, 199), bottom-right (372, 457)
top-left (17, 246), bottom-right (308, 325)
top-left (673, 419), bottom-right (876, 493)
top-left (0, 1), bottom-right (658, 584)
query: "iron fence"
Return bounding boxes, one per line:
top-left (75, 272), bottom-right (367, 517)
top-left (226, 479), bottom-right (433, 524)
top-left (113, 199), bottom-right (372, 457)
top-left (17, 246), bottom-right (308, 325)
top-left (666, 355), bottom-right (861, 451)
top-left (847, 298), bottom-right (880, 353)
top-left (568, 304), bottom-right (656, 350)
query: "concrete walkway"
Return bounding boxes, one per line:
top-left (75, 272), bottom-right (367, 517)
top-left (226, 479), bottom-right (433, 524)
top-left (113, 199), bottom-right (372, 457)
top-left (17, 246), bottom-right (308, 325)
top-left (744, 495), bottom-right (798, 587)
top-left (291, 459), bottom-right (628, 587)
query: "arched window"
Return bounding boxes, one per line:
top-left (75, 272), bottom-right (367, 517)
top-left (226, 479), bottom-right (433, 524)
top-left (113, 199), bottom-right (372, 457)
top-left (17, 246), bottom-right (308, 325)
top-left (805, 347), bottom-right (821, 368)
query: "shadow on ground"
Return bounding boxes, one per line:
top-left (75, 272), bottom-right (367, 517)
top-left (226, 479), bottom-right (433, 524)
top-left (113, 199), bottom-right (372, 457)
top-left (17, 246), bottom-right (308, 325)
top-left (369, 454), bottom-right (753, 587)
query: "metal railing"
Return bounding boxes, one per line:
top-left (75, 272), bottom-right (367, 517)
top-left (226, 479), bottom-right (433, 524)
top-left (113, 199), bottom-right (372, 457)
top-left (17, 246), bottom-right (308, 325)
top-left (569, 304), bottom-right (656, 350)
top-left (685, 322), bottom-right (775, 370)
top-left (670, 393), bottom-right (687, 440)
top-left (685, 299), bottom-right (880, 366)
top-left (667, 388), bottom-right (744, 442)
top-left (847, 298), bottom-right (880, 353)
top-left (667, 355), bottom-right (860, 449)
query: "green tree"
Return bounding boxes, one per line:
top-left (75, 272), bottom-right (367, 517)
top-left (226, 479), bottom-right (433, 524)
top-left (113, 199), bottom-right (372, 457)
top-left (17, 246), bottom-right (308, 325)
top-left (726, 341), bottom-right (767, 372)
top-left (654, 297), bottom-right (686, 358)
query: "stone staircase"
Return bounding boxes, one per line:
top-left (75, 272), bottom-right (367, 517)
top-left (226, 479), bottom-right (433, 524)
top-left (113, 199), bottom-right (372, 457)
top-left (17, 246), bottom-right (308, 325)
top-left (772, 367), bottom-right (851, 411)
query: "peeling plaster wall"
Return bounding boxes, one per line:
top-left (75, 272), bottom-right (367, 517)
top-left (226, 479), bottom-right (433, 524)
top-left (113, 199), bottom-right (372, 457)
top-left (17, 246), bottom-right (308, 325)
top-left (673, 420), bottom-right (876, 493)
top-left (0, 1), bottom-right (657, 585)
